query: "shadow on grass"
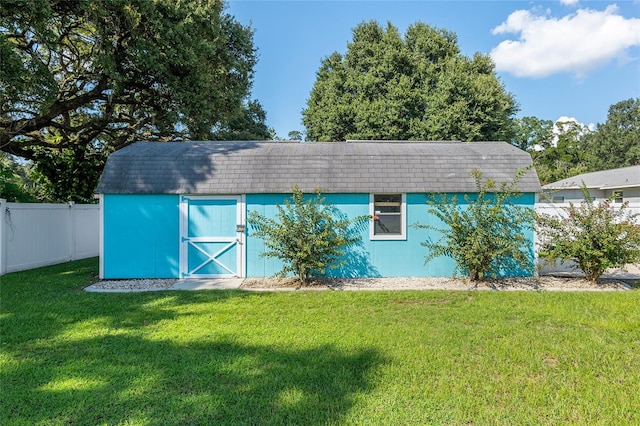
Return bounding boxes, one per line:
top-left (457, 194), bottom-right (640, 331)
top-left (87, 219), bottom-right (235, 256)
top-left (3, 334), bottom-right (382, 425)
top-left (1, 259), bottom-right (385, 425)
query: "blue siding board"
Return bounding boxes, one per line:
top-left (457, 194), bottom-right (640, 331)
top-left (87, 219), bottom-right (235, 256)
top-left (103, 194), bottom-right (180, 278)
top-left (187, 199), bottom-right (237, 238)
top-left (102, 192), bottom-right (536, 279)
top-left (244, 192), bottom-right (534, 278)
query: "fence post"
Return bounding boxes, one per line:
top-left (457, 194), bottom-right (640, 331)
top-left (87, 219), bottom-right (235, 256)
top-left (0, 199), bottom-right (6, 275)
top-left (68, 201), bottom-right (76, 261)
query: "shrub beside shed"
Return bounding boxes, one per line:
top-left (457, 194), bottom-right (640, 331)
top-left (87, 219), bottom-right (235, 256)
top-left (96, 141), bottom-right (541, 279)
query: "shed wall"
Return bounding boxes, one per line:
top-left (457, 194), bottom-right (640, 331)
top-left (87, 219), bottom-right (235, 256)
top-left (103, 194), bottom-right (180, 278)
top-left (102, 192), bottom-right (536, 279)
top-left (246, 192), bottom-right (535, 278)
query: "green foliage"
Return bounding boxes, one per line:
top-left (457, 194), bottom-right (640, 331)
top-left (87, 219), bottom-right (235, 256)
top-left (510, 116), bottom-right (554, 152)
top-left (417, 169), bottom-right (535, 281)
top-left (515, 98), bottom-right (639, 186)
top-left (0, 153), bottom-right (36, 202)
top-left (0, 161), bottom-right (27, 202)
top-left (302, 21), bottom-right (517, 142)
top-left (287, 130), bottom-right (304, 141)
top-left (582, 97), bottom-right (640, 171)
top-left (533, 120), bottom-right (590, 185)
top-left (210, 100), bottom-right (272, 142)
top-left (247, 186), bottom-right (369, 284)
top-left (537, 187), bottom-right (640, 282)
top-left (512, 118), bottom-right (591, 186)
top-left (1, 0), bottom-right (268, 201)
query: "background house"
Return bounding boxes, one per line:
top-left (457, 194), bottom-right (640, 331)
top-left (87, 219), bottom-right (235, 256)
top-left (96, 141), bottom-right (541, 279)
top-left (541, 165), bottom-right (640, 206)
top-left (537, 165), bottom-right (640, 276)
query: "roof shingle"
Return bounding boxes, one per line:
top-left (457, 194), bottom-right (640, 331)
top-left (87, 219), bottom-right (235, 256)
top-left (543, 165), bottom-right (640, 190)
top-left (96, 141), bottom-right (541, 194)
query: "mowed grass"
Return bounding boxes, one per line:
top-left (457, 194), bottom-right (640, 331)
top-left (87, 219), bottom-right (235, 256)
top-left (2, 259), bottom-right (640, 425)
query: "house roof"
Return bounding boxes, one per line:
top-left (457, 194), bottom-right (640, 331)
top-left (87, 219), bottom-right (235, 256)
top-left (96, 141), bottom-right (541, 194)
top-left (543, 165), bottom-right (640, 191)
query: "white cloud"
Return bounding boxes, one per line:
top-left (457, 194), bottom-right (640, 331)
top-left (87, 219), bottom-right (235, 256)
top-left (555, 116), bottom-right (595, 132)
top-left (549, 116), bottom-right (594, 148)
top-left (490, 5), bottom-right (640, 78)
top-left (533, 116), bottom-right (594, 150)
top-left (560, 0), bottom-right (580, 6)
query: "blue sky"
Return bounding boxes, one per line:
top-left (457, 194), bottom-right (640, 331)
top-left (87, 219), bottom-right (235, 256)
top-left (227, 0), bottom-right (640, 139)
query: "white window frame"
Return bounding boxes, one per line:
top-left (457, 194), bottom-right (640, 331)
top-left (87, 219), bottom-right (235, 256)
top-left (369, 193), bottom-right (406, 241)
top-left (613, 191), bottom-right (624, 203)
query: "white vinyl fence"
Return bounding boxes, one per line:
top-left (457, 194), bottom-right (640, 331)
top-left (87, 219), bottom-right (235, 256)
top-left (536, 201), bottom-right (640, 226)
top-left (535, 201), bottom-right (640, 275)
top-left (0, 199), bottom-right (99, 275)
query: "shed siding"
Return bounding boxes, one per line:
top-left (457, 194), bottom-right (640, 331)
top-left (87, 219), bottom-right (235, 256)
top-left (102, 192), bottom-right (535, 279)
top-left (103, 194), bottom-right (180, 278)
top-left (245, 192), bottom-right (535, 278)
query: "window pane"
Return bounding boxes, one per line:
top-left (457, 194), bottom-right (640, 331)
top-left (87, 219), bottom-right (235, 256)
top-left (614, 191), bottom-right (623, 203)
top-left (375, 194), bottom-right (401, 204)
top-left (376, 205), bottom-right (401, 213)
top-left (374, 194), bottom-right (401, 213)
top-left (374, 214), bottom-right (401, 235)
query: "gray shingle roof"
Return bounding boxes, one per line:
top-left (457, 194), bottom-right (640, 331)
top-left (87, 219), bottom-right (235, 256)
top-left (543, 165), bottom-right (640, 190)
top-left (96, 141), bottom-right (541, 194)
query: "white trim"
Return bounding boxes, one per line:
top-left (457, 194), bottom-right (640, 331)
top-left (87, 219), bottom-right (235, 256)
top-left (179, 196), bottom-right (189, 278)
top-left (187, 240), bottom-right (237, 275)
top-left (369, 193), bottom-right (407, 241)
top-left (600, 184), bottom-right (640, 190)
top-left (186, 237), bottom-right (237, 243)
top-left (238, 194), bottom-right (246, 278)
top-left (99, 195), bottom-right (104, 279)
top-left (0, 199), bottom-right (6, 276)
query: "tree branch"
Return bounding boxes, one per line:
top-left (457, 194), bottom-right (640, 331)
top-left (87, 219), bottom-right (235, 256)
top-left (1, 76), bottom-right (109, 143)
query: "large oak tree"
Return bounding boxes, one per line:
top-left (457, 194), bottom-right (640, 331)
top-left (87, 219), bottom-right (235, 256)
top-left (1, 0), bottom-right (269, 201)
top-left (302, 21), bottom-right (518, 142)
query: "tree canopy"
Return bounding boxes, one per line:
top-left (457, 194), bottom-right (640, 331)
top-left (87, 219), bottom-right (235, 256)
top-left (1, 0), bottom-right (269, 201)
top-left (518, 118), bottom-right (590, 185)
top-left (302, 21), bottom-right (518, 142)
top-left (582, 98), bottom-right (640, 171)
top-left (510, 98), bottom-right (639, 185)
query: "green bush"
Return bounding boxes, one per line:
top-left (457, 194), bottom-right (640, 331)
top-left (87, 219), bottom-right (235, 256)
top-left (537, 188), bottom-right (640, 282)
top-left (416, 169), bottom-right (535, 281)
top-left (248, 186), bottom-right (369, 284)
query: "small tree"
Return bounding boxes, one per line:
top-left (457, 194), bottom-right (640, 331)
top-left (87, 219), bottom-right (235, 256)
top-left (537, 188), bottom-right (640, 282)
top-left (247, 186), bottom-right (369, 284)
top-left (416, 169), bottom-right (535, 281)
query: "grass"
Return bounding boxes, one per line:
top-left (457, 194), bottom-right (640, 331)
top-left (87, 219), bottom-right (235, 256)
top-left (1, 258), bottom-right (640, 425)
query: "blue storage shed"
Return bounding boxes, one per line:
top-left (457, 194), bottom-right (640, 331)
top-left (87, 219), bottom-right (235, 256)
top-left (96, 141), bottom-right (541, 279)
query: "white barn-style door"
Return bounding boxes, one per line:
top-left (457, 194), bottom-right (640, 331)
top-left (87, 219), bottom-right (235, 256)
top-left (179, 195), bottom-right (245, 278)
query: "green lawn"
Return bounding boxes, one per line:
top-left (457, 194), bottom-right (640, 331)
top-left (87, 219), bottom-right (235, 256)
top-left (2, 259), bottom-right (639, 425)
